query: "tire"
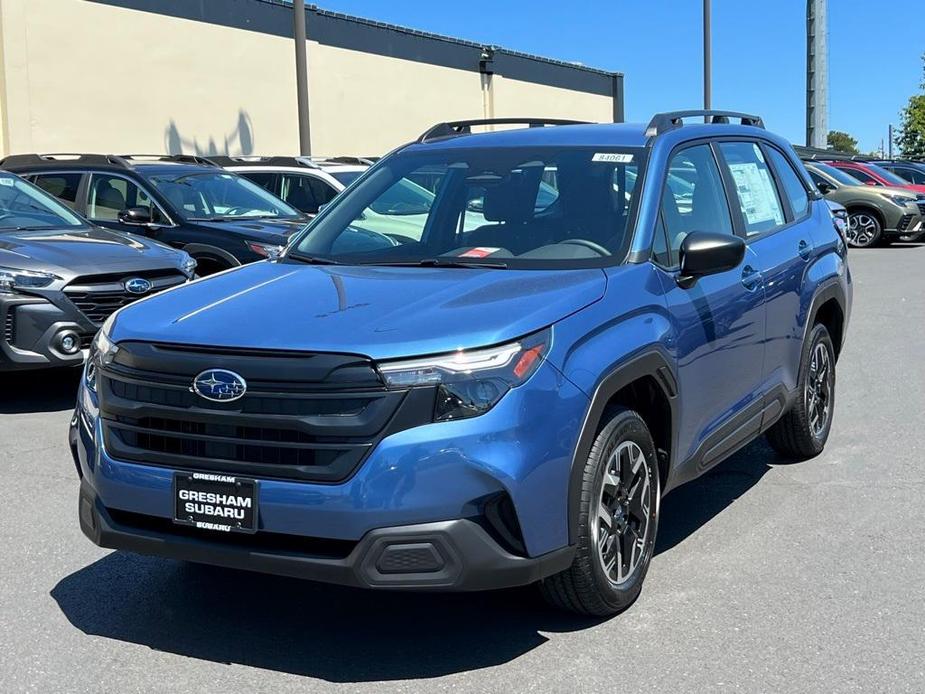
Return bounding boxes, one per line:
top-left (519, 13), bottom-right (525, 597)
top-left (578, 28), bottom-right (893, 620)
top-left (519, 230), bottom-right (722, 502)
top-left (540, 408), bottom-right (660, 616)
top-left (845, 211), bottom-right (881, 248)
top-left (766, 323), bottom-right (836, 459)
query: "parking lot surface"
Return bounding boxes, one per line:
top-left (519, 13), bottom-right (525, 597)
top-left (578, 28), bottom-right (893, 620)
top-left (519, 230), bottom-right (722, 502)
top-left (1, 246), bottom-right (923, 693)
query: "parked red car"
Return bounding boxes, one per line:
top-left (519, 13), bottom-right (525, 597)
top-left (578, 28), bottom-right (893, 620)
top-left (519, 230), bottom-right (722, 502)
top-left (827, 160), bottom-right (925, 196)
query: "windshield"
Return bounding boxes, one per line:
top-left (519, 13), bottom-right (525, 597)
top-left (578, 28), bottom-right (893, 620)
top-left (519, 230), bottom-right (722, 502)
top-left (291, 147), bottom-right (645, 268)
top-left (330, 171), bottom-right (363, 187)
top-left (0, 174), bottom-right (86, 231)
top-left (812, 162), bottom-right (862, 186)
top-left (865, 163), bottom-right (912, 186)
top-left (149, 171), bottom-right (301, 221)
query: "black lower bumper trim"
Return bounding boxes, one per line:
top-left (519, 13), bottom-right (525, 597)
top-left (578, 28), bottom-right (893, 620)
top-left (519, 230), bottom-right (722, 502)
top-left (78, 481), bottom-right (574, 591)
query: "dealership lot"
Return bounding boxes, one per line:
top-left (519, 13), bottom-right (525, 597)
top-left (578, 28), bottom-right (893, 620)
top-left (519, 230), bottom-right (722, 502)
top-left (1, 246), bottom-right (923, 693)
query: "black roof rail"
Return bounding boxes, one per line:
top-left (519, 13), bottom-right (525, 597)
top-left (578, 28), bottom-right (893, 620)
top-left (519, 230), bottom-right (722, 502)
top-left (118, 154), bottom-right (221, 167)
top-left (417, 118), bottom-right (589, 143)
top-left (645, 110), bottom-right (765, 137)
top-left (209, 155), bottom-right (376, 169)
top-left (792, 145), bottom-right (873, 162)
top-left (0, 153), bottom-right (131, 168)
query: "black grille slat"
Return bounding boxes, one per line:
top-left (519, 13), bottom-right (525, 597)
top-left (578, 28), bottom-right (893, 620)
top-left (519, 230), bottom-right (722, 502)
top-left (64, 271), bottom-right (185, 325)
top-left (3, 309), bottom-right (14, 346)
top-left (917, 202), bottom-right (925, 216)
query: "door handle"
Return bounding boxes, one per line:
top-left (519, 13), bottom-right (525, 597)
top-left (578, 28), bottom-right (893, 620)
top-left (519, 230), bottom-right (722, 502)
top-left (741, 264), bottom-right (761, 291)
top-left (798, 239), bottom-right (813, 260)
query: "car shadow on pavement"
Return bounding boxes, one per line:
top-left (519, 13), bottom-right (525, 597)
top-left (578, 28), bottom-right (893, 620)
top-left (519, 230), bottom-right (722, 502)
top-left (0, 367), bottom-right (81, 414)
top-left (50, 438), bottom-right (787, 682)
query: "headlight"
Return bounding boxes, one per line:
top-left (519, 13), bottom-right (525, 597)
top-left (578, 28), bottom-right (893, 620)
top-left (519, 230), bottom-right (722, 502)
top-left (85, 314), bottom-right (119, 393)
top-left (0, 266), bottom-right (59, 293)
top-left (378, 329), bottom-right (550, 421)
top-left (246, 241), bottom-right (284, 259)
top-left (177, 251), bottom-right (197, 279)
top-left (881, 193), bottom-right (915, 207)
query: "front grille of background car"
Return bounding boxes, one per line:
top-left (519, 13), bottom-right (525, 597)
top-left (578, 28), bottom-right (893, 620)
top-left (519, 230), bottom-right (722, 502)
top-left (97, 341), bottom-right (434, 483)
top-left (3, 309), bottom-right (15, 346)
top-left (64, 269), bottom-right (186, 325)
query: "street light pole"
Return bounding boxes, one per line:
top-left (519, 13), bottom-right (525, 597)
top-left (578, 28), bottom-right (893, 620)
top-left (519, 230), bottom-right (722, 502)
top-left (293, 0), bottom-right (311, 156)
top-left (703, 0), bottom-right (711, 113)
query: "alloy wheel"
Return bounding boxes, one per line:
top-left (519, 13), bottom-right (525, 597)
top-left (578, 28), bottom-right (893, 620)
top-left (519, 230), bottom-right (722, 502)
top-left (592, 440), bottom-right (652, 586)
top-left (846, 214), bottom-right (879, 248)
top-left (805, 341), bottom-right (832, 438)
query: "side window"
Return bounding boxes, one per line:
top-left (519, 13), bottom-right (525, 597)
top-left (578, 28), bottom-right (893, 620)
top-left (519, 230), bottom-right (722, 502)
top-left (658, 144), bottom-right (733, 266)
top-left (844, 167), bottom-right (878, 185)
top-left (307, 178), bottom-right (338, 207)
top-left (239, 171), bottom-right (278, 195)
top-left (87, 174), bottom-right (167, 223)
top-left (651, 216), bottom-right (672, 266)
top-left (899, 167), bottom-right (925, 185)
top-left (32, 173), bottom-right (82, 210)
top-left (718, 142), bottom-right (785, 236)
top-left (807, 170), bottom-right (827, 190)
top-left (766, 147), bottom-right (809, 218)
top-left (278, 174), bottom-right (335, 214)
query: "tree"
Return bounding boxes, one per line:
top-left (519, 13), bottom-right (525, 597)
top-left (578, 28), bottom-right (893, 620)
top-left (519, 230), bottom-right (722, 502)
top-left (896, 55), bottom-right (925, 160)
top-left (827, 130), bottom-right (859, 154)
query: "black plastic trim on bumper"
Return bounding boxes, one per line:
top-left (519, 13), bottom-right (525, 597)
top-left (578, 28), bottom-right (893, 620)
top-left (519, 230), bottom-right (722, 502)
top-left (78, 481), bottom-right (575, 591)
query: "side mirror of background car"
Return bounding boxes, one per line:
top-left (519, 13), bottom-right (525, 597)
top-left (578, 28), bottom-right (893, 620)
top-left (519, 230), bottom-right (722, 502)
top-left (118, 207), bottom-right (153, 225)
top-left (677, 231), bottom-right (746, 288)
top-left (816, 181), bottom-right (833, 194)
top-left (864, 180), bottom-right (878, 186)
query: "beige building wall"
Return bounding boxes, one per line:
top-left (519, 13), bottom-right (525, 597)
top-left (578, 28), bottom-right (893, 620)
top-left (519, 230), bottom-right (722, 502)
top-left (0, 0), bottom-right (620, 158)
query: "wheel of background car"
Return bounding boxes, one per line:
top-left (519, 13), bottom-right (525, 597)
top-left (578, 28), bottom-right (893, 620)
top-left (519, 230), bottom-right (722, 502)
top-left (845, 212), bottom-right (881, 248)
top-left (558, 238), bottom-right (612, 256)
top-left (540, 407), bottom-right (659, 616)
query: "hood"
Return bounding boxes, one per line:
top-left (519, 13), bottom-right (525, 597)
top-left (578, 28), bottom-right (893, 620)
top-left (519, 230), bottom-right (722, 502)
top-left (111, 261), bottom-right (607, 360)
top-left (193, 217), bottom-right (309, 244)
top-left (0, 225), bottom-right (185, 279)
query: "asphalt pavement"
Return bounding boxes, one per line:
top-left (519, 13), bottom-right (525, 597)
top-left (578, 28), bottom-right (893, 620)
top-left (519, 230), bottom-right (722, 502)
top-left (1, 244), bottom-right (923, 693)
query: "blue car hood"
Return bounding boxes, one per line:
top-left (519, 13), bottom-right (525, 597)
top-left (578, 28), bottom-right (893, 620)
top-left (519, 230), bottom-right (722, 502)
top-left (111, 261), bottom-right (606, 360)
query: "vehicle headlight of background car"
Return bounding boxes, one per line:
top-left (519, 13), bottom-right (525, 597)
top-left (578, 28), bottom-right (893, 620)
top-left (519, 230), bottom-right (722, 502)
top-left (378, 329), bottom-right (549, 421)
top-left (176, 251), bottom-right (198, 278)
top-left (0, 266), bottom-right (60, 293)
top-left (880, 193), bottom-right (917, 207)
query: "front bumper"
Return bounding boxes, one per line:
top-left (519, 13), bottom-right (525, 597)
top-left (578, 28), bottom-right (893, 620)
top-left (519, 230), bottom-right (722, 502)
top-left (72, 358), bottom-right (589, 589)
top-left (0, 294), bottom-right (93, 371)
top-left (78, 479), bottom-right (574, 590)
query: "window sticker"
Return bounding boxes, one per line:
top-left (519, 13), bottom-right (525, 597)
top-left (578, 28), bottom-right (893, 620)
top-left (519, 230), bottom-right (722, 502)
top-left (728, 162), bottom-right (784, 227)
top-left (0, 178), bottom-right (14, 186)
top-left (459, 247), bottom-right (501, 258)
top-left (592, 153), bottom-right (634, 163)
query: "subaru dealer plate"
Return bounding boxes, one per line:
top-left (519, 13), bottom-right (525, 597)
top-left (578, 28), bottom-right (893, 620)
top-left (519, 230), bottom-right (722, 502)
top-left (173, 472), bottom-right (258, 534)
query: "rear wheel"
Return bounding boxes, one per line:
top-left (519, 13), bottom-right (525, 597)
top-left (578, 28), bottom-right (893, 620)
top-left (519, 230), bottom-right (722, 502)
top-left (766, 323), bottom-right (836, 458)
top-left (845, 211), bottom-right (881, 248)
top-left (540, 408), bottom-right (659, 616)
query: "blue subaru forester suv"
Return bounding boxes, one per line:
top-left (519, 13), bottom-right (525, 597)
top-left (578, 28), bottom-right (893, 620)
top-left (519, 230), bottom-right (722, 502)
top-left (72, 111), bottom-right (851, 615)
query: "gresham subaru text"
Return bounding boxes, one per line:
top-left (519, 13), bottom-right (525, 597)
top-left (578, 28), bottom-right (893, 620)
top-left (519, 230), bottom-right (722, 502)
top-left (71, 112), bottom-right (851, 616)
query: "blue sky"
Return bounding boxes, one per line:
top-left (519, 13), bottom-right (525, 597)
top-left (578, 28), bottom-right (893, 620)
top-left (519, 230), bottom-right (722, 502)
top-left (314, 1), bottom-right (924, 153)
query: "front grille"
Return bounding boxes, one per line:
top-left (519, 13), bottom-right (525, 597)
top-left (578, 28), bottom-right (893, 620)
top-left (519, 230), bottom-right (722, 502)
top-left (64, 269), bottom-right (186, 325)
top-left (98, 341), bottom-right (433, 483)
top-left (3, 309), bottom-right (14, 346)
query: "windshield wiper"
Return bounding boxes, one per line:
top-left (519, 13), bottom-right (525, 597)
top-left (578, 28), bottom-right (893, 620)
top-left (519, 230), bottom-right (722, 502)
top-left (372, 258), bottom-right (509, 269)
top-left (286, 252), bottom-right (342, 265)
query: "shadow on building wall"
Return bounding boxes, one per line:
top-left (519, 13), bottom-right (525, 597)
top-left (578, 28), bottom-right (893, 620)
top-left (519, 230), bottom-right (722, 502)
top-left (164, 110), bottom-right (254, 155)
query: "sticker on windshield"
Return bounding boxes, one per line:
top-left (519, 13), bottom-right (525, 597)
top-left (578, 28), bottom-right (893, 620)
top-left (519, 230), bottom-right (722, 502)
top-left (0, 178), bottom-right (14, 186)
top-left (592, 153), bottom-right (634, 163)
top-left (459, 247), bottom-right (501, 258)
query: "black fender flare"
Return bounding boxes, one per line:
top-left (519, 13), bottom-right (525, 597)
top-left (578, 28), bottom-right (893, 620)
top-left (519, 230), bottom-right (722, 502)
top-left (566, 347), bottom-right (679, 545)
top-left (182, 244), bottom-right (242, 269)
top-left (800, 279), bottom-right (847, 369)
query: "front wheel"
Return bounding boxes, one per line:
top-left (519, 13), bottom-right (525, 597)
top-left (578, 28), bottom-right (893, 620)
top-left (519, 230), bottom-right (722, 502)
top-left (540, 408), bottom-right (660, 616)
top-left (845, 212), bottom-right (881, 248)
top-left (766, 323), bottom-right (836, 458)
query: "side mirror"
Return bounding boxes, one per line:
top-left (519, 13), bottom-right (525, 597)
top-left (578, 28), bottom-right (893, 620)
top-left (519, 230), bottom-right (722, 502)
top-left (864, 180), bottom-right (878, 186)
top-left (678, 231), bottom-right (746, 288)
top-left (118, 207), bottom-right (152, 225)
top-left (816, 180), bottom-right (833, 194)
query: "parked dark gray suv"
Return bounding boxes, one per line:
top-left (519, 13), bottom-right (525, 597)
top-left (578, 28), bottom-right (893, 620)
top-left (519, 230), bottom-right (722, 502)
top-left (0, 171), bottom-right (195, 371)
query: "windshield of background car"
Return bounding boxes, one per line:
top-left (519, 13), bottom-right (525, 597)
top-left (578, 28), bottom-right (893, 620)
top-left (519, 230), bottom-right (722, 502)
top-left (292, 146), bottom-right (646, 268)
top-left (149, 171), bottom-right (302, 221)
top-left (865, 163), bottom-right (913, 186)
top-left (812, 162), bottom-right (863, 186)
top-left (0, 173), bottom-right (86, 231)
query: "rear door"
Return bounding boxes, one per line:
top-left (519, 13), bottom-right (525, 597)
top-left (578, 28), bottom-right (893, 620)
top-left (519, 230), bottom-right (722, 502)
top-left (30, 172), bottom-right (86, 213)
top-left (653, 142), bottom-right (767, 465)
top-left (84, 172), bottom-right (172, 238)
top-left (716, 141), bottom-right (813, 400)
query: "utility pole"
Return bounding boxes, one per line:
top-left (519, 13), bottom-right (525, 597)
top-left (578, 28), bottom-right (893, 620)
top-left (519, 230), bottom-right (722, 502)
top-left (806, 0), bottom-right (828, 148)
top-left (703, 0), bottom-right (711, 114)
top-left (888, 123), bottom-right (894, 159)
top-left (293, 0), bottom-right (311, 155)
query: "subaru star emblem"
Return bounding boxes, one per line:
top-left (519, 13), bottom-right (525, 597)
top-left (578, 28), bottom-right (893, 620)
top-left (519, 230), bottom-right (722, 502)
top-left (124, 277), bottom-right (152, 295)
top-left (191, 369), bottom-right (247, 402)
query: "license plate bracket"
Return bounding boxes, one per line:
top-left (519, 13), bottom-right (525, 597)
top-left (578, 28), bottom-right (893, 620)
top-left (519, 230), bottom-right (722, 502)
top-left (173, 472), bottom-right (258, 534)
